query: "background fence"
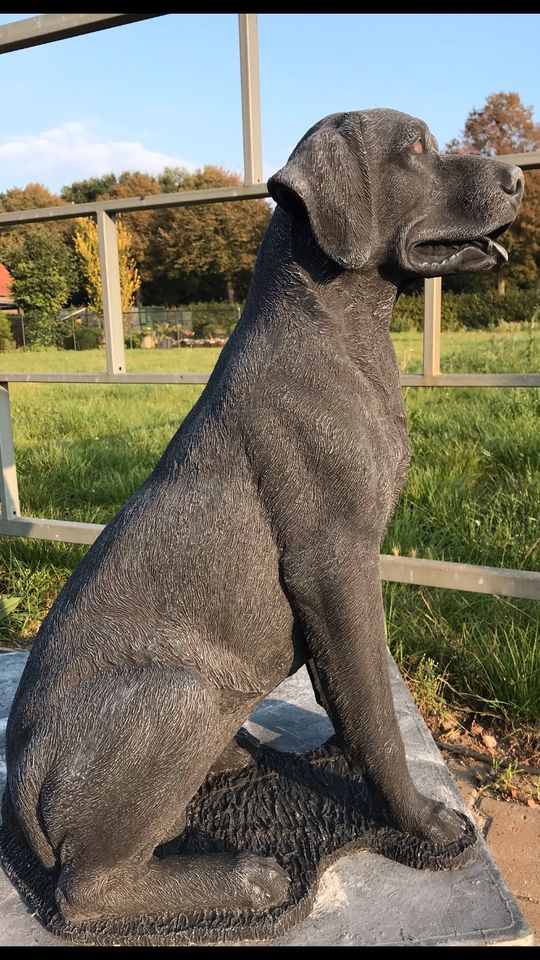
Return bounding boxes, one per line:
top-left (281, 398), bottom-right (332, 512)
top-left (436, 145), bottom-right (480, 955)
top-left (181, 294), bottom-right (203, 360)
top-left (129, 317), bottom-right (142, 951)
top-left (0, 13), bottom-right (539, 603)
top-left (5, 305), bottom-right (243, 349)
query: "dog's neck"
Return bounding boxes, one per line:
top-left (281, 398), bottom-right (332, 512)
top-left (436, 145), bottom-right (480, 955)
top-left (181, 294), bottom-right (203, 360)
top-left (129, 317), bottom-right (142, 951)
top-left (246, 209), bottom-right (398, 366)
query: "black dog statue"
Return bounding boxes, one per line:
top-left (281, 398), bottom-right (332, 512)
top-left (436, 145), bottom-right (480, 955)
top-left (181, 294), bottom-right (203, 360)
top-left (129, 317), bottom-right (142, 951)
top-left (2, 109), bottom-right (522, 940)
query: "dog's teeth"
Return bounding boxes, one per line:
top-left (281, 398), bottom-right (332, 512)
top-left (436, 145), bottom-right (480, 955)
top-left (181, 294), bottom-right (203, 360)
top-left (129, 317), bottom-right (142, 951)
top-left (490, 239), bottom-right (508, 262)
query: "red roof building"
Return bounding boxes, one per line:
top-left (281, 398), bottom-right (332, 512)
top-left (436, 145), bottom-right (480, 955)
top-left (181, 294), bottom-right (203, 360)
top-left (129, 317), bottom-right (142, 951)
top-left (0, 262), bottom-right (15, 307)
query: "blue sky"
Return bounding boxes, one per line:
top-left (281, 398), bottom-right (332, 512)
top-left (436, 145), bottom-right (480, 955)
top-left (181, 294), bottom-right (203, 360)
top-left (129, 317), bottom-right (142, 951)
top-left (0, 13), bottom-right (538, 194)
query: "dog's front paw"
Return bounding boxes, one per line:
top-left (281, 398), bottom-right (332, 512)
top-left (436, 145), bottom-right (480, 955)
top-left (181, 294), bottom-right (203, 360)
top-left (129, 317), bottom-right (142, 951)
top-left (401, 793), bottom-right (468, 845)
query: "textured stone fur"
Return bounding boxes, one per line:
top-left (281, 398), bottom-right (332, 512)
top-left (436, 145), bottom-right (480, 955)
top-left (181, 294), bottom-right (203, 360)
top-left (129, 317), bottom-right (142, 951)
top-left (2, 109), bottom-right (522, 935)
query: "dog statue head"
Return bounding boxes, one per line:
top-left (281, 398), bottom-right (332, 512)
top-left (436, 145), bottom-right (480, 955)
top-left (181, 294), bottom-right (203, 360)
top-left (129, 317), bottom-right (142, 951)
top-left (268, 108), bottom-right (523, 279)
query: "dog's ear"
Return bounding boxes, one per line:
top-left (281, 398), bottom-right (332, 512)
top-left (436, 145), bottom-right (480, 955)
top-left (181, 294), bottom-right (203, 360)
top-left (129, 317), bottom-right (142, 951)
top-left (267, 113), bottom-right (373, 270)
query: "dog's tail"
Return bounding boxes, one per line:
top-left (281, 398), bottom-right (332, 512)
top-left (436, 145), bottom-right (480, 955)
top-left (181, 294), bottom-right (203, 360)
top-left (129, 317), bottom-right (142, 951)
top-left (4, 743), bottom-right (56, 869)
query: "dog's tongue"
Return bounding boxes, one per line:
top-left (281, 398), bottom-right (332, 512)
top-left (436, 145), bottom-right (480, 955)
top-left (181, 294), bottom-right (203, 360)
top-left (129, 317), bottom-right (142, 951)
top-left (490, 238), bottom-right (509, 262)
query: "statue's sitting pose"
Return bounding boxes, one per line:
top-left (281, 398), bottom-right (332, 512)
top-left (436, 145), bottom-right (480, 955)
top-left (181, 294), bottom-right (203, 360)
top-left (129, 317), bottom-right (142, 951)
top-left (3, 109), bottom-right (522, 929)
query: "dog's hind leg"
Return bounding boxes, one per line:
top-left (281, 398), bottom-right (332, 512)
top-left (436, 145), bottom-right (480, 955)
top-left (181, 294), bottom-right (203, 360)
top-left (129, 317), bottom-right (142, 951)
top-left (38, 666), bottom-right (288, 923)
top-left (208, 727), bottom-right (260, 775)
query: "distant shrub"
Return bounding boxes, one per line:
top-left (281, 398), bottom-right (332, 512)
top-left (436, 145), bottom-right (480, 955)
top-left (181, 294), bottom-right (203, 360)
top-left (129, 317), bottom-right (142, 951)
top-left (182, 302), bottom-right (242, 338)
top-left (392, 294), bottom-right (460, 332)
top-left (452, 289), bottom-right (540, 328)
top-left (23, 314), bottom-right (63, 349)
top-left (391, 288), bottom-right (540, 332)
top-left (0, 314), bottom-right (16, 352)
top-left (63, 325), bottom-right (101, 350)
top-left (391, 294), bottom-right (424, 331)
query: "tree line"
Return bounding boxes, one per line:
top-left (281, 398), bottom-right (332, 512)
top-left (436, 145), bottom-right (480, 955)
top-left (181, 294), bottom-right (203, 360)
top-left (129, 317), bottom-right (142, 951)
top-left (0, 91), bottom-right (538, 336)
top-left (0, 166), bottom-right (271, 327)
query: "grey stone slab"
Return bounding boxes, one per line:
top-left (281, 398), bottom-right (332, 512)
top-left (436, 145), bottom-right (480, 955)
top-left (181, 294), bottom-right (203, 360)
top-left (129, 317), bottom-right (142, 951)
top-left (0, 650), bottom-right (533, 947)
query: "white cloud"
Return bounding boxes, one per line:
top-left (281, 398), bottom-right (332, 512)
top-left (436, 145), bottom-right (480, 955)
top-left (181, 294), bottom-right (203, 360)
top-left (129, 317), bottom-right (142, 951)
top-left (0, 120), bottom-right (196, 191)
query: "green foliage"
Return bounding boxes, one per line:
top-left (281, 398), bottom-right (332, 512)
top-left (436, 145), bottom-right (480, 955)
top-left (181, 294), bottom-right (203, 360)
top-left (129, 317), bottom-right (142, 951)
top-left (0, 546), bottom-right (81, 643)
top-left (59, 166), bottom-right (270, 306)
top-left (158, 167), bottom-right (192, 193)
top-left (404, 656), bottom-right (450, 722)
top-left (391, 289), bottom-right (540, 332)
top-left (152, 322), bottom-right (171, 345)
top-left (392, 295), bottom-right (426, 332)
top-left (73, 215), bottom-right (140, 317)
top-left (392, 292), bottom-right (461, 332)
top-left (488, 757), bottom-right (521, 798)
top-left (384, 336), bottom-right (540, 721)
top-left (1, 227), bottom-right (76, 346)
top-left (185, 302), bottom-right (241, 337)
top-left (0, 313), bottom-right (16, 351)
top-left (132, 302), bottom-right (241, 339)
top-left (143, 167), bottom-right (271, 304)
top-left (22, 316), bottom-right (64, 349)
top-left (0, 182), bottom-right (65, 213)
top-left (63, 325), bottom-right (101, 350)
top-left (0, 595), bottom-right (21, 621)
top-left (0, 332), bottom-right (538, 728)
top-left (60, 173), bottom-right (118, 205)
top-left (453, 289), bottom-right (540, 328)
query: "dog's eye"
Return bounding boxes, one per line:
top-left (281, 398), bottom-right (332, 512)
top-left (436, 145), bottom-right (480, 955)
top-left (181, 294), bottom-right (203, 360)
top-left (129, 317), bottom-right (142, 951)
top-left (410, 140), bottom-right (424, 155)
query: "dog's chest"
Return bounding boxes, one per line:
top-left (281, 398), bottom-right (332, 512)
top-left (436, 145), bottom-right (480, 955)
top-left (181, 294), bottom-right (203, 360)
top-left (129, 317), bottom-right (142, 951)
top-left (351, 393), bottom-right (410, 504)
top-left (291, 377), bottom-right (410, 527)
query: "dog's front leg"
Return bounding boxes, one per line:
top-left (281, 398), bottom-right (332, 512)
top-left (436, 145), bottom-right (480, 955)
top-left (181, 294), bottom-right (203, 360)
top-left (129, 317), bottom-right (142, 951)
top-left (282, 540), bottom-right (465, 845)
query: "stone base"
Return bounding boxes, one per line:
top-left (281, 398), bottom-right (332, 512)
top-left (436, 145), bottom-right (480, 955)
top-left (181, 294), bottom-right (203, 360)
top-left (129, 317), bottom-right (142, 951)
top-left (0, 651), bottom-right (534, 947)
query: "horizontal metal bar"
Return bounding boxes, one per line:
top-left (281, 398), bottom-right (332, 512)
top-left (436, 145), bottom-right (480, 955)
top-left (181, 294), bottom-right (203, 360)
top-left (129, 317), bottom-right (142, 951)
top-left (380, 554), bottom-right (540, 601)
top-left (0, 14), bottom-right (160, 55)
top-left (496, 151), bottom-right (540, 170)
top-left (0, 184), bottom-right (270, 227)
top-left (0, 516), bottom-right (537, 599)
top-left (0, 372), bottom-right (537, 388)
top-left (0, 156), bottom-right (535, 228)
top-left (0, 372), bottom-right (211, 385)
top-left (401, 373), bottom-right (540, 387)
top-left (0, 516), bottom-right (103, 545)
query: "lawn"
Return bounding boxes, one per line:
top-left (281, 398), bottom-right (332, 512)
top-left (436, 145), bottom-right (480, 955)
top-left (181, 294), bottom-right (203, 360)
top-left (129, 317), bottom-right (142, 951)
top-left (0, 326), bottom-right (539, 725)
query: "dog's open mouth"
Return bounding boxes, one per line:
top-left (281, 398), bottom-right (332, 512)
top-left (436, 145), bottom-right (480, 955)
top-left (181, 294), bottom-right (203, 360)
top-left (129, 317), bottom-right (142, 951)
top-left (408, 224), bottom-right (512, 276)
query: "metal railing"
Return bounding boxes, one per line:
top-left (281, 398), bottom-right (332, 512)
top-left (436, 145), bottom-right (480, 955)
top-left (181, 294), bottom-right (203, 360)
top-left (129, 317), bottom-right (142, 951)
top-left (0, 13), bottom-right (538, 602)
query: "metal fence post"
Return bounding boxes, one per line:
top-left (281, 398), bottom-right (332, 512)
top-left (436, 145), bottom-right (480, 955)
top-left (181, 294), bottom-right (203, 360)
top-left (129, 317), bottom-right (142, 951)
top-left (238, 13), bottom-right (263, 185)
top-left (0, 383), bottom-right (20, 518)
top-left (423, 277), bottom-right (442, 378)
top-left (96, 210), bottom-right (126, 375)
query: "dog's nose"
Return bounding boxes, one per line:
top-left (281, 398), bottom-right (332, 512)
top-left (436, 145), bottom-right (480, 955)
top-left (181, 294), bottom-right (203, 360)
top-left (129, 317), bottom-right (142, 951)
top-left (498, 163), bottom-right (524, 201)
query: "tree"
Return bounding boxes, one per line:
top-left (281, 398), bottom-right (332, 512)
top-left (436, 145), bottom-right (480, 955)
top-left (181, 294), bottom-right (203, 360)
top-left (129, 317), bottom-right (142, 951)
top-left (60, 172), bottom-right (160, 306)
top-left (1, 168), bottom-right (272, 311)
top-left (74, 216), bottom-right (141, 320)
top-left (1, 182), bottom-right (65, 212)
top-left (0, 184), bottom-right (77, 345)
top-left (447, 92), bottom-right (540, 295)
top-left (61, 174), bottom-right (118, 205)
top-left (143, 166), bottom-right (271, 304)
top-left (95, 171), bottom-right (162, 278)
top-left (158, 167), bottom-right (192, 193)
top-left (0, 182), bottom-right (74, 246)
top-left (1, 227), bottom-right (75, 346)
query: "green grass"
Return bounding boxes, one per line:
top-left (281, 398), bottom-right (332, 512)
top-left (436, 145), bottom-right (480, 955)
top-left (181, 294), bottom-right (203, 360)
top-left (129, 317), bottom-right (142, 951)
top-left (0, 329), bottom-right (539, 724)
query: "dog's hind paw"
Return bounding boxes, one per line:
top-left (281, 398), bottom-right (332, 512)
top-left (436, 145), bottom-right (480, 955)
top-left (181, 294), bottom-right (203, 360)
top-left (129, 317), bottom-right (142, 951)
top-left (235, 852), bottom-right (290, 910)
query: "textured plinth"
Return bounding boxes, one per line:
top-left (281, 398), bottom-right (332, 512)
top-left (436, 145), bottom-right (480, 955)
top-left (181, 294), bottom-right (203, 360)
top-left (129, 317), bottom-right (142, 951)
top-left (0, 650), bottom-right (534, 947)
